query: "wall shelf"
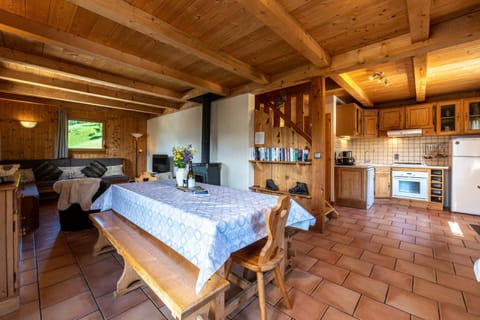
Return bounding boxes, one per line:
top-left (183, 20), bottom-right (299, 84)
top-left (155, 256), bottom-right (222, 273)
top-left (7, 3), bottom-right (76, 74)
top-left (249, 160), bottom-right (312, 165)
top-left (249, 186), bottom-right (312, 199)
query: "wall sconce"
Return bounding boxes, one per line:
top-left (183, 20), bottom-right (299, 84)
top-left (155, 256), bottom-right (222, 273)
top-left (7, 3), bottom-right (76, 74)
top-left (20, 120), bottom-right (38, 128)
top-left (131, 133), bottom-right (143, 178)
top-left (369, 71), bottom-right (390, 86)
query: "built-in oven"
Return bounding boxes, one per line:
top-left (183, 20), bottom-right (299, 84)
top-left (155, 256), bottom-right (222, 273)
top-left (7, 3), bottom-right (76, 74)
top-left (391, 170), bottom-right (429, 201)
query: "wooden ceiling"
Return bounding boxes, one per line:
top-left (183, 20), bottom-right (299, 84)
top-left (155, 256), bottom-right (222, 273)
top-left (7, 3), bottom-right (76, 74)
top-left (0, 0), bottom-right (479, 115)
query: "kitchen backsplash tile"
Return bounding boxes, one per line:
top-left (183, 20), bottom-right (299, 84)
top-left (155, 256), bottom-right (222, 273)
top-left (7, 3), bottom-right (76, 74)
top-left (336, 136), bottom-right (451, 166)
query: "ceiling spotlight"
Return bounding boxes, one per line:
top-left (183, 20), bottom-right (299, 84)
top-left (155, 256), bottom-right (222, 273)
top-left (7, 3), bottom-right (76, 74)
top-left (369, 71), bottom-right (384, 81)
top-left (369, 71), bottom-right (390, 86)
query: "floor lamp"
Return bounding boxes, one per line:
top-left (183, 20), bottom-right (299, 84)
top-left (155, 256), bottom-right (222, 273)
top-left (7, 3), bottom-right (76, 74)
top-left (131, 133), bottom-right (143, 178)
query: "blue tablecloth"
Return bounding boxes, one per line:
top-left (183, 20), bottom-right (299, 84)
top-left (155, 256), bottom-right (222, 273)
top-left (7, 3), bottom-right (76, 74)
top-left (91, 179), bottom-right (315, 293)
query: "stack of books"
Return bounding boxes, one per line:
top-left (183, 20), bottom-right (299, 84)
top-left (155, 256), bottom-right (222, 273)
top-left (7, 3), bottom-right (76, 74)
top-left (250, 147), bottom-right (310, 162)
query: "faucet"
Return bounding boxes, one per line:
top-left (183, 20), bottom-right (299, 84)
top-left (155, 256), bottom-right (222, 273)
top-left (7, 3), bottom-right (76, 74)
top-left (364, 151), bottom-right (370, 163)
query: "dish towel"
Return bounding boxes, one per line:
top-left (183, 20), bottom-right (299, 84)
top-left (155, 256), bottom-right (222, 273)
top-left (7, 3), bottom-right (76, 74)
top-left (475, 259), bottom-right (480, 282)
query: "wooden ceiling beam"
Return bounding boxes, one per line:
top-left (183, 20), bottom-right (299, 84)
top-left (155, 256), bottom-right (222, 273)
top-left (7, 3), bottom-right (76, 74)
top-left (68, 0), bottom-right (269, 84)
top-left (0, 9), bottom-right (229, 96)
top-left (0, 67), bottom-right (181, 110)
top-left (412, 54), bottom-right (428, 102)
top-left (329, 74), bottom-right (373, 107)
top-left (324, 87), bottom-right (349, 97)
top-left (0, 92), bottom-right (65, 106)
top-left (232, 11), bottom-right (480, 95)
top-left (236, 0), bottom-right (331, 67)
top-left (0, 47), bottom-right (184, 102)
top-left (406, 0), bottom-right (431, 43)
top-left (181, 88), bottom-right (209, 101)
top-left (0, 81), bottom-right (164, 114)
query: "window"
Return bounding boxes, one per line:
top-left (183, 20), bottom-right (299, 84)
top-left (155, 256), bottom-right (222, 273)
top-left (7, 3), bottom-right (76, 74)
top-left (67, 119), bottom-right (105, 150)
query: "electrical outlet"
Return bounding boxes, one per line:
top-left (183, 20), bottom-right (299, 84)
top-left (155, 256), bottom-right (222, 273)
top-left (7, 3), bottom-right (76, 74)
top-left (394, 154), bottom-right (399, 160)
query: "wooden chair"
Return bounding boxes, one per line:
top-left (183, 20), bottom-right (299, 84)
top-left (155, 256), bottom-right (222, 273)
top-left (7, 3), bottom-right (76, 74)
top-left (225, 195), bottom-right (292, 320)
top-left (134, 171), bottom-right (157, 183)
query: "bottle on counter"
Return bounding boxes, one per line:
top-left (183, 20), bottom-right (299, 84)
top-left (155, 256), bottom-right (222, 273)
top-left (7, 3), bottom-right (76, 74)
top-left (187, 162), bottom-right (195, 189)
top-left (182, 176), bottom-right (188, 188)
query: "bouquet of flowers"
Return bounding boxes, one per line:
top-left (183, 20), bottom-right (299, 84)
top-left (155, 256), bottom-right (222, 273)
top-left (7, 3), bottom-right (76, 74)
top-left (172, 144), bottom-right (196, 168)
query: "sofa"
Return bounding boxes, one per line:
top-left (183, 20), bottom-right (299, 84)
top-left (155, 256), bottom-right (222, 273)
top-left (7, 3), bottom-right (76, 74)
top-left (0, 158), bottom-right (129, 194)
top-left (0, 158), bottom-right (129, 232)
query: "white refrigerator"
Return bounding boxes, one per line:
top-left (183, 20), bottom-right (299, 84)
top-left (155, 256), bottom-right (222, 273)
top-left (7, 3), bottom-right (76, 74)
top-left (451, 137), bottom-right (480, 215)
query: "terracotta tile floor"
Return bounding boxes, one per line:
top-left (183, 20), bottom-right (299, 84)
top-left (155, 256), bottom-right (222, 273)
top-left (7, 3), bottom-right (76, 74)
top-left (2, 200), bottom-right (480, 320)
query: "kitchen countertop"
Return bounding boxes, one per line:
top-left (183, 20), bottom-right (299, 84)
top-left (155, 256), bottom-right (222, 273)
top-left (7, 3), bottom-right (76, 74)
top-left (335, 163), bottom-right (450, 170)
top-left (335, 164), bottom-right (375, 169)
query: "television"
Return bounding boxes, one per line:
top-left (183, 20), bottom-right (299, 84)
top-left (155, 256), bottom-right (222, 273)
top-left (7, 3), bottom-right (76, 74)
top-left (152, 154), bottom-right (172, 173)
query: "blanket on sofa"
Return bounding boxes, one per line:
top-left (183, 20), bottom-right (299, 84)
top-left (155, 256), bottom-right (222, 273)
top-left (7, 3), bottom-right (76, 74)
top-left (53, 178), bottom-right (101, 211)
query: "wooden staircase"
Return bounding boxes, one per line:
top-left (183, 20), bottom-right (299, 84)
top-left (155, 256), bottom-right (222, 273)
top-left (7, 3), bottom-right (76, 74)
top-left (324, 201), bottom-right (338, 219)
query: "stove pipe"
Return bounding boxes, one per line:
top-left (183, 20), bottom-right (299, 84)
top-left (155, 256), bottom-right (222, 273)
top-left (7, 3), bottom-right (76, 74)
top-left (201, 100), bottom-right (211, 163)
top-left (188, 93), bottom-right (223, 163)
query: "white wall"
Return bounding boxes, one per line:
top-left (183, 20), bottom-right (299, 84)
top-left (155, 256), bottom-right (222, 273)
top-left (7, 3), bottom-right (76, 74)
top-left (147, 93), bottom-right (254, 190)
top-left (211, 94), bottom-right (254, 190)
top-left (147, 107), bottom-right (203, 170)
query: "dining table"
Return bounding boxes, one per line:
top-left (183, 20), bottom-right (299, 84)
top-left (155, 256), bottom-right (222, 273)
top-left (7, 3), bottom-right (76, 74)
top-left (91, 179), bottom-right (316, 293)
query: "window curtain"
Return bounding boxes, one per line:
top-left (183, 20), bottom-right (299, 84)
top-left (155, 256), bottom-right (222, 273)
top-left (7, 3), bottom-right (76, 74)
top-left (56, 109), bottom-right (68, 158)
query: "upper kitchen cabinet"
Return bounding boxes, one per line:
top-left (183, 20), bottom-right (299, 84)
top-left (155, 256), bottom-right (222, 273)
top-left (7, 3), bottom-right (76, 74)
top-left (336, 103), bottom-right (363, 137)
top-left (463, 98), bottom-right (480, 134)
top-left (363, 109), bottom-right (378, 138)
top-left (405, 104), bottom-right (434, 129)
top-left (435, 100), bottom-right (462, 135)
top-left (379, 104), bottom-right (434, 134)
top-left (379, 107), bottom-right (404, 131)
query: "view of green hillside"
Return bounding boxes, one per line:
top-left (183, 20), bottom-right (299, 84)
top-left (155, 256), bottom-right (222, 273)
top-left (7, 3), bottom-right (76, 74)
top-left (68, 120), bottom-right (103, 149)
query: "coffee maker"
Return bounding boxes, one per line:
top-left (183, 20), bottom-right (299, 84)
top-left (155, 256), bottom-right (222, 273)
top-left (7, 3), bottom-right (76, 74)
top-left (336, 151), bottom-right (355, 165)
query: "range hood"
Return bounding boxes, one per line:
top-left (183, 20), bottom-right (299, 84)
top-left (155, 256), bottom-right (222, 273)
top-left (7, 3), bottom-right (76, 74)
top-left (387, 128), bottom-right (422, 137)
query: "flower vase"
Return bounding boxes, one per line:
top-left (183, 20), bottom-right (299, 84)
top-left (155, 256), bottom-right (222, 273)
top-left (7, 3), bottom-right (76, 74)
top-left (176, 168), bottom-right (187, 186)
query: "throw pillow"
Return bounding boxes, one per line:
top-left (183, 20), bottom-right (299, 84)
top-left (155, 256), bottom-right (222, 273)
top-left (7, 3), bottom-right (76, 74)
top-left (58, 166), bottom-right (86, 180)
top-left (33, 161), bottom-right (63, 181)
top-left (104, 165), bottom-right (124, 176)
top-left (81, 160), bottom-right (107, 178)
top-left (19, 168), bottom-right (36, 183)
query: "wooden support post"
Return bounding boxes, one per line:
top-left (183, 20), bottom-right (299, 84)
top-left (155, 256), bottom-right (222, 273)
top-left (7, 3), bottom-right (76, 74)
top-left (310, 77), bottom-right (326, 232)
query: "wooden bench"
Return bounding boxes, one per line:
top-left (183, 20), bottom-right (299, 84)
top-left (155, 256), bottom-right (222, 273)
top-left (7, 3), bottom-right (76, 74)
top-left (90, 210), bottom-right (230, 320)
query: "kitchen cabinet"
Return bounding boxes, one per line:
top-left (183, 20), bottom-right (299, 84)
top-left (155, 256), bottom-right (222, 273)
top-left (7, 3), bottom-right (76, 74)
top-left (379, 104), bottom-right (434, 132)
top-left (0, 176), bottom-right (21, 316)
top-left (435, 100), bottom-right (462, 135)
top-left (335, 166), bottom-right (374, 209)
top-left (374, 167), bottom-right (391, 198)
top-left (405, 104), bottom-right (434, 129)
top-left (336, 103), bottom-right (363, 137)
top-left (363, 109), bottom-right (378, 138)
top-left (379, 107), bottom-right (404, 131)
top-left (463, 98), bottom-right (480, 134)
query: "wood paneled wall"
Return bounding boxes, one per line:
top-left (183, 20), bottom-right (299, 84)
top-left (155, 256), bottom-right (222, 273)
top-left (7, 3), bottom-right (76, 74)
top-left (0, 99), bottom-right (149, 178)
